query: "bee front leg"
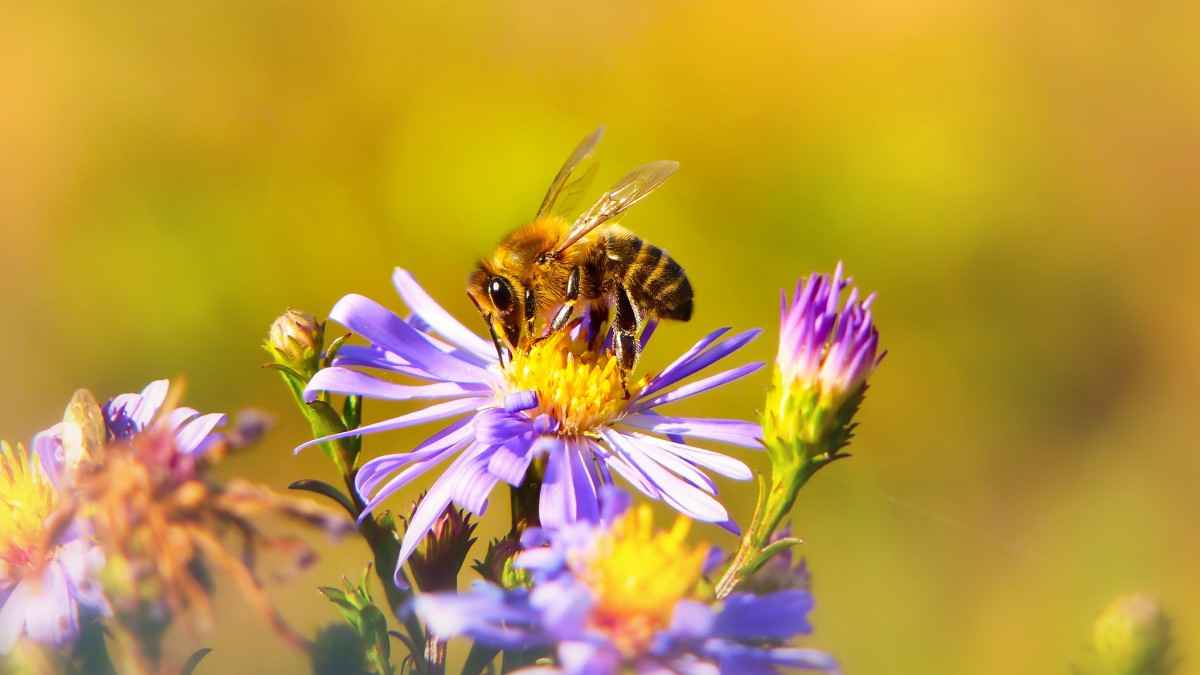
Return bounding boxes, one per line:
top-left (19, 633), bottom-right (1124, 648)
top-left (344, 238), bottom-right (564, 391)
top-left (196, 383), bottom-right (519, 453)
top-left (611, 283), bottom-right (642, 398)
top-left (548, 266), bottom-right (583, 333)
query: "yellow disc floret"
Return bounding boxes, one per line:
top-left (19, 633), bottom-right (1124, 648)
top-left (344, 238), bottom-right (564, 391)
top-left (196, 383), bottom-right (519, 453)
top-left (505, 332), bottom-right (646, 435)
top-left (0, 441), bottom-right (57, 583)
top-left (576, 505), bottom-right (709, 656)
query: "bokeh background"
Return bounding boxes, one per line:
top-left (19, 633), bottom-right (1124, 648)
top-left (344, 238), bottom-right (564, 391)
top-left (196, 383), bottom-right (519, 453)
top-left (3, 2), bottom-right (1198, 673)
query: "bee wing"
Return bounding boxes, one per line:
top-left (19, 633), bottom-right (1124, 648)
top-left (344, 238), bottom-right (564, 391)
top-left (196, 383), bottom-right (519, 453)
top-left (554, 159), bottom-right (679, 254)
top-left (537, 126), bottom-right (605, 219)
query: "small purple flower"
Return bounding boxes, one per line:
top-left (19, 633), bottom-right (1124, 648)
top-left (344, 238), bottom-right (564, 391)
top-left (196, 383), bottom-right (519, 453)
top-left (0, 442), bottom-right (109, 653)
top-left (415, 489), bottom-right (839, 674)
top-left (761, 264), bottom-right (883, 464)
top-left (34, 379), bottom-right (227, 483)
top-left (299, 269), bottom-right (764, 583)
top-left (777, 262), bottom-right (880, 407)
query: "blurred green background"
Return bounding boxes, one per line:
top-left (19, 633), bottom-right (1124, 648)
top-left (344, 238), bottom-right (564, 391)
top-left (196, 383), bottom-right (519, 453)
top-left (3, 2), bottom-right (1198, 673)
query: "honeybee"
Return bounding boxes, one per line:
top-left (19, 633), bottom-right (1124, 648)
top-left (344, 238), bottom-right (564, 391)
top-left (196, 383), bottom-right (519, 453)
top-left (468, 128), bottom-right (693, 379)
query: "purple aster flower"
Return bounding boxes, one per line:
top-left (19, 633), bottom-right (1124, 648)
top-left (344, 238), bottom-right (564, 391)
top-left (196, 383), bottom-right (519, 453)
top-left (0, 441), bottom-right (108, 653)
top-left (415, 488), bottom-right (839, 674)
top-left (34, 379), bottom-right (227, 484)
top-left (774, 262), bottom-right (881, 430)
top-left (297, 269), bottom-right (764, 583)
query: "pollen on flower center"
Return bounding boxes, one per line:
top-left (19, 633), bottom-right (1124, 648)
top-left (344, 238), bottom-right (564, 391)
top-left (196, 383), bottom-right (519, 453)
top-left (504, 332), bottom-right (645, 435)
top-left (0, 441), bottom-right (57, 582)
top-left (575, 505), bottom-right (709, 656)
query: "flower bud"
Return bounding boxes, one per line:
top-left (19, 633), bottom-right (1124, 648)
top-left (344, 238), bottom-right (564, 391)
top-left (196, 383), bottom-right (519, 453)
top-left (472, 536), bottom-right (530, 589)
top-left (265, 309), bottom-right (325, 379)
top-left (405, 498), bottom-right (477, 592)
top-left (765, 263), bottom-right (882, 467)
top-left (1087, 593), bottom-right (1173, 675)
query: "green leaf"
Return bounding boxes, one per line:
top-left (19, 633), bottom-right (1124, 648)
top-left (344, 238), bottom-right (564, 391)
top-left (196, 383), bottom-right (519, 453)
top-left (290, 480), bottom-right (359, 518)
top-left (180, 648), bottom-right (212, 675)
top-left (743, 537), bottom-right (804, 577)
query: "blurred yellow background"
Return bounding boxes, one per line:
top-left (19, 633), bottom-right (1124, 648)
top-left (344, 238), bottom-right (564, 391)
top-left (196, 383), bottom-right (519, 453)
top-left (3, 2), bottom-right (1198, 673)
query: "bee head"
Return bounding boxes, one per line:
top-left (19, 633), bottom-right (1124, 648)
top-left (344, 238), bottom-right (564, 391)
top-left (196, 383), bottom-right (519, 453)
top-left (468, 266), bottom-right (537, 355)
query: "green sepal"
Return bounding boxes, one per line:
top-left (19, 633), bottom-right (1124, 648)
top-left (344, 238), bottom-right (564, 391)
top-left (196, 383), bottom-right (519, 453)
top-left (323, 332), bottom-right (352, 368)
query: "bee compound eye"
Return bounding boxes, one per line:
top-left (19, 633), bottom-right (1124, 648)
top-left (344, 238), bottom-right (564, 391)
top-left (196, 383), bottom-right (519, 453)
top-left (488, 277), bottom-right (515, 312)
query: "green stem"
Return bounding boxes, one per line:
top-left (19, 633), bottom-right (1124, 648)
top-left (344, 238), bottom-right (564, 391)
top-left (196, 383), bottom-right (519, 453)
top-left (714, 453), bottom-right (824, 599)
top-left (345, 469), bottom-right (426, 655)
top-left (69, 617), bottom-right (117, 675)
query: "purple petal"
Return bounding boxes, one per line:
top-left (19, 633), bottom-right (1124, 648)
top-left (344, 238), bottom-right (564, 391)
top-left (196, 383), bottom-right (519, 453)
top-left (622, 415), bottom-right (762, 449)
top-left (667, 599), bottom-right (716, 641)
top-left (629, 440), bottom-right (718, 496)
top-left (597, 485), bottom-right (631, 524)
top-left (643, 328), bottom-right (730, 396)
top-left (32, 424), bottom-right (65, 487)
top-left (293, 396), bottom-right (487, 454)
top-left (537, 438), bottom-right (572, 529)
top-left (55, 540), bottom-right (108, 615)
top-left (713, 590), bottom-right (815, 640)
top-left (589, 439), bottom-right (662, 500)
top-left (354, 418), bottom-right (475, 498)
top-left (331, 344), bottom-right (432, 380)
top-left (765, 648), bottom-right (840, 670)
top-left (487, 436), bottom-right (538, 486)
top-left (358, 451), bottom-right (462, 522)
top-left (174, 413), bottom-right (227, 455)
top-left (642, 329), bottom-right (760, 398)
top-left (328, 294), bottom-right (490, 384)
top-left (450, 446), bottom-right (501, 515)
top-left (629, 433), bottom-right (753, 481)
top-left (475, 408), bottom-right (536, 445)
top-left (601, 430), bottom-right (728, 523)
top-left (504, 390), bottom-right (538, 413)
top-left (637, 362), bottom-right (764, 411)
top-left (566, 439), bottom-right (600, 523)
top-left (557, 639), bottom-right (620, 675)
top-left (303, 367), bottom-right (488, 403)
top-left (18, 564), bottom-right (78, 647)
top-left (392, 268), bottom-right (497, 361)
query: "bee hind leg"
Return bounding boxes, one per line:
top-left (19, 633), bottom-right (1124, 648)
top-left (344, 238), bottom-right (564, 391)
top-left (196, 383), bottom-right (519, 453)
top-left (611, 284), bottom-right (642, 398)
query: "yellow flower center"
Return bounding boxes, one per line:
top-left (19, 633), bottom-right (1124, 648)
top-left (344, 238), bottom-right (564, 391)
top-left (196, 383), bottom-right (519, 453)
top-left (0, 442), bottom-right (57, 583)
top-left (576, 505), bottom-right (709, 656)
top-left (505, 332), bottom-right (646, 435)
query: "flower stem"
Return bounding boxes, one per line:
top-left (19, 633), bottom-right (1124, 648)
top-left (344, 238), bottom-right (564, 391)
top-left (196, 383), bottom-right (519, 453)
top-left (71, 616), bottom-right (117, 675)
top-left (714, 452), bottom-right (825, 599)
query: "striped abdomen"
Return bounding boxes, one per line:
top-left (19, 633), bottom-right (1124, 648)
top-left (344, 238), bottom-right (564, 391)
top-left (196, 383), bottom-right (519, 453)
top-left (603, 228), bottom-right (693, 321)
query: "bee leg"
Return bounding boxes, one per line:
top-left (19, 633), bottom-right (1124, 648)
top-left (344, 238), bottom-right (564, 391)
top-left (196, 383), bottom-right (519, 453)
top-left (486, 314), bottom-right (512, 368)
top-left (549, 266), bottom-right (583, 333)
top-left (611, 283), bottom-right (641, 398)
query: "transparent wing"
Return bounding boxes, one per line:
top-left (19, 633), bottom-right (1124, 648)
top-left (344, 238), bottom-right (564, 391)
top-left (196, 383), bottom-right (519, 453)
top-left (537, 126), bottom-right (605, 219)
top-left (554, 159), bottom-right (679, 254)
